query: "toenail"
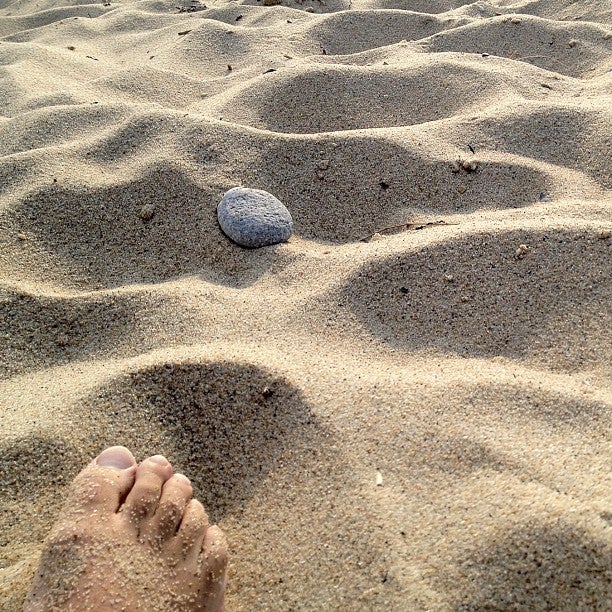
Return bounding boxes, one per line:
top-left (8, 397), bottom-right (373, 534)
top-left (96, 446), bottom-right (136, 469)
top-left (148, 455), bottom-right (169, 466)
top-left (173, 473), bottom-right (191, 485)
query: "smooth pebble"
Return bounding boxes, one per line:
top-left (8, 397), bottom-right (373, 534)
top-left (217, 187), bottom-right (293, 248)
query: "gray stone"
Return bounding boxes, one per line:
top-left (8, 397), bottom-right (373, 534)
top-left (217, 187), bottom-right (293, 248)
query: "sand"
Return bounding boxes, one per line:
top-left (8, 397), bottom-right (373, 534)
top-left (0, 0), bottom-right (611, 609)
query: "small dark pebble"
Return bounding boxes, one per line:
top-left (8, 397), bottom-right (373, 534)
top-left (262, 386), bottom-right (273, 398)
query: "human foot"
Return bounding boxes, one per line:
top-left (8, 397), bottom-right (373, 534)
top-left (25, 447), bottom-right (227, 611)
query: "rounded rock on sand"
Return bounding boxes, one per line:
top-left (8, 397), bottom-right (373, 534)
top-left (217, 187), bottom-right (293, 248)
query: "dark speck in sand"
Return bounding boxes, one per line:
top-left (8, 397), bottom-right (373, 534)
top-left (262, 386), bottom-right (274, 399)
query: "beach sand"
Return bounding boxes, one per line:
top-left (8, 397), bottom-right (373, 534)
top-left (1, 0), bottom-right (611, 609)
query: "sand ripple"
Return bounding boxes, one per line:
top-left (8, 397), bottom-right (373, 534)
top-left (1, 0), bottom-right (611, 609)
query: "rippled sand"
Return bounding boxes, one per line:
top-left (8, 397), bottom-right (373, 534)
top-left (1, 0), bottom-right (611, 609)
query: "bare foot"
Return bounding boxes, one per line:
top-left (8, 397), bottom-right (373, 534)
top-left (25, 447), bottom-right (227, 611)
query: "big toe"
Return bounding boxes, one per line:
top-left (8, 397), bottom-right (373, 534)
top-left (64, 446), bottom-right (137, 516)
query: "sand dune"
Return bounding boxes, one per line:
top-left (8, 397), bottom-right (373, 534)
top-left (1, 0), bottom-right (611, 609)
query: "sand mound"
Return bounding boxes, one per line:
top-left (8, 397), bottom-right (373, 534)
top-left (334, 228), bottom-right (611, 371)
top-left (1, 0), bottom-right (610, 609)
top-left (81, 360), bottom-right (321, 519)
top-left (210, 56), bottom-right (551, 132)
top-left (424, 14), bottom-right (612, 78)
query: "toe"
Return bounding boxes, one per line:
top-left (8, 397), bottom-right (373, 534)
top-left (140, 473), bottom-right (193, 546)
top-left (172, 498), bottom-right (209, 561)
top-left (203, 525), bottom-right (227, 610)
top-left (119, 455), bottom-right (173, 530)
top-left (63, 446), bottom-right (137, 516)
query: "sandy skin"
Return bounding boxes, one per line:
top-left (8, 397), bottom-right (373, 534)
top-left (24, 447), bottom-right (227, 611)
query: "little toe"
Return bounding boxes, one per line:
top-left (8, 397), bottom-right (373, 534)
top-left (63, 446), bottom-right (137, 516)
top-left (120, 455), bottom-right (174, 530)
top-left (202, 525), bottom-right (228, 604)
top-left (141, 473), bottom-right (193, 545)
